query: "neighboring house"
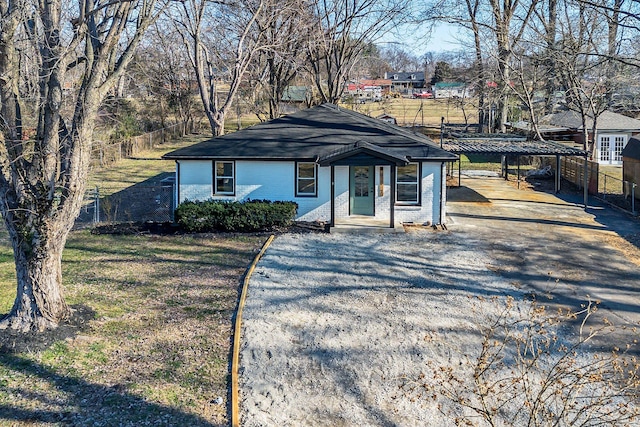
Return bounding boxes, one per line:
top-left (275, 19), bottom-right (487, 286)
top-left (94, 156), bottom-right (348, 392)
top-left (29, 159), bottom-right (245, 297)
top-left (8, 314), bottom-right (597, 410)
top-left (281, 86), bottom-right (311, 104)
top-left (163, 103), bottom-right (458, 228)
top-left (433, 82), bottom-right (472, 99)
top-left (361, 79), bottom-right (392, 95)
top-left (384, 72), bottom-right (426, 95)
top-left (280, 86), bottom-right (312, 113)
top-left (540, 110), bottom-right (640, 165)
top-left (622, 137), bottom-right (640, 199)
top-left (376, 113), bottom-right (397, 125)
top-left (344, 81), bottom-right (387, 101)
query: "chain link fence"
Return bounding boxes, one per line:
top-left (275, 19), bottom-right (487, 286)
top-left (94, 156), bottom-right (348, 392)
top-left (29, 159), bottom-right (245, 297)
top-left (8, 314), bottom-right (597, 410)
top-left (557, 157), bottom-right (637, 215)
top-left (75, 176), bottom-right (175, 228)
top-left (598, 171), bottom-right (637, 215)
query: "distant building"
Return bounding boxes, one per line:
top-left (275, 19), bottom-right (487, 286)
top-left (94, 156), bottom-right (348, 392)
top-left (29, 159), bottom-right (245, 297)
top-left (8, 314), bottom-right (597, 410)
top-left (433, 82), bottom-right (472, 99)
top-left (344, 82), bottom-right (383, 102)
top-left (622, 137), bottom-right (640, 197)
top-left (384, 72), bottom-right (426, 95)
top-left (282, 86), bottom-right (311, 104)
top-left (540, 110), bottom-right (640, 165)
top-left (280, 86), bottom-right (312, 113)
top-left (376, 113), bottom-right (397, 125)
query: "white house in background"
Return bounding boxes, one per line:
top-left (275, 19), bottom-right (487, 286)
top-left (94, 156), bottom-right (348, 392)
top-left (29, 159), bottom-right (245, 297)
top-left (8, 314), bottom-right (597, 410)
top-left (540, 110), bottom-right (640, 165)
top-left (162, 103), bottom-right (458, 229)
top-left (433, 82), bottom-right (472, 99)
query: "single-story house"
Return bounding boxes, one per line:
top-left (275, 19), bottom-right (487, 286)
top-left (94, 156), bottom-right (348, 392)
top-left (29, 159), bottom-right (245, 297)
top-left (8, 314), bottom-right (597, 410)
top-left (376, 113), bottom-right (397, 125)
top-left (345, 79), bottom-right (392, 97)
top-left (539, 110), bottom-right (640, 165)
top-left (433, 82), bottom-right (473, 99)
top-left (162, 103), bottom-right (458, 228)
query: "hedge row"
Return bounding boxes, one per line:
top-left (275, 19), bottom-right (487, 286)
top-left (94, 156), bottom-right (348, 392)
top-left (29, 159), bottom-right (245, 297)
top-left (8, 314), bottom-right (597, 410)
top-left (175, 199), bottom-right (298, 232)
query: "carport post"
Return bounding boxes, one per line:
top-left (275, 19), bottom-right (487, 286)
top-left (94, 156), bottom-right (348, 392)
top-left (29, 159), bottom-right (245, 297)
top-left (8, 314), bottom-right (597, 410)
top-left (555, 155), bottom-right (561, 193)
top-left (517, 156), bottom-right (520, 189)
top-left (504, 155), bottom-right (509, 181)
top-left (458, 159), bottom-right (461, 187)
top-left (330, 166), bottom-right (335, 226)
top-left (390, 165), bottom-right (396, 227)
top-left (583, 155), bottom-right (589, 209)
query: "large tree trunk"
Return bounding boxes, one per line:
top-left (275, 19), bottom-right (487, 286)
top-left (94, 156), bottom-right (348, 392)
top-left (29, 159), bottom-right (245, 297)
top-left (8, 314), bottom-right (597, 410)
top-left (496, 53), bottom-right (510, 133)
top-left (543, 0), bottom-right (558, 115)
top-left (3, 228), bottom-right (70, 331)
top-left (0, 0), bottom-right (159, 332)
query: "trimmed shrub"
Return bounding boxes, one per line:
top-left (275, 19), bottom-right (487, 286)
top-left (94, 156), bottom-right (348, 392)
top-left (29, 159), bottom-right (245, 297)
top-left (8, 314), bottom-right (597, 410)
top-left (175, 199), bottom-right (298, 232)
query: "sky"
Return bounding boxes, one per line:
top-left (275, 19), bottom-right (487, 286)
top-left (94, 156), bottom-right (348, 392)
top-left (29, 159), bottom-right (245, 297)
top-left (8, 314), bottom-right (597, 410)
top-left (380, 22), bottom-right (464, 56)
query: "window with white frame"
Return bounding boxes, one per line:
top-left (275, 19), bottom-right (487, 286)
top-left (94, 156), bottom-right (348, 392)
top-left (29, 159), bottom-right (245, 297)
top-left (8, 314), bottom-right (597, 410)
top-left (214, 161), bottom-right (235, 195)
top-left (614, 136), bottom-right (626, 162)
top-left (598, 135), bottom-right (628, 164)
top-left (396, 163), bottom-right (419, 204)
top-left (599, 136), bottom-right (611, 162)
top-left (296, 162), bottom-right (317, 196)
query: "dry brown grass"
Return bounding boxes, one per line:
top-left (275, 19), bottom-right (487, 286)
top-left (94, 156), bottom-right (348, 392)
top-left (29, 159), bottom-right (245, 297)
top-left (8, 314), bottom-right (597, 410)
top-left (0, 231), bottom-right (266, 426)
top-left (343, 97), bottom-right (478, 126)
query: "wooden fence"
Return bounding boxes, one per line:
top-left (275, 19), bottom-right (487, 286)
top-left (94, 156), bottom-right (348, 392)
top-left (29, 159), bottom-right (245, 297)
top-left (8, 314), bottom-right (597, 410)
top-left (556, 156), bottom-right (599, 194)
top-left (91, 120), bottom-right (198, 168)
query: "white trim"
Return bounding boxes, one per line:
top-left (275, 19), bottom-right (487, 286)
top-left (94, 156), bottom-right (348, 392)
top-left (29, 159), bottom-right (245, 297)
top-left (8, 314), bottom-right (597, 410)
top-left (396, 162), bottom-right (420, 205)
top-left (214, 161), bottom-right (235, 195)
top-left (597, 134), bottom-right (628, 165)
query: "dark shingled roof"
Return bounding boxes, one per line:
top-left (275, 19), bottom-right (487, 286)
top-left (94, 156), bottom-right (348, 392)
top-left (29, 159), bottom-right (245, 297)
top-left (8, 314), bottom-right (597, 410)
top-left (443, 138), bottom-right (586, 156)
top-left (163, 103), bottom-right (457, 162)
top-left (540, 110), bottom-right (640, 131)
top-left (622, 137), bottom-right (640, 160)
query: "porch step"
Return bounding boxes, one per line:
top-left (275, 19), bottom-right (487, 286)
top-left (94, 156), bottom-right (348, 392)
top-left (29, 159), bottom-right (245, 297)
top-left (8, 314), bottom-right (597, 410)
top-left (329, 223), bottom-right (405, 234)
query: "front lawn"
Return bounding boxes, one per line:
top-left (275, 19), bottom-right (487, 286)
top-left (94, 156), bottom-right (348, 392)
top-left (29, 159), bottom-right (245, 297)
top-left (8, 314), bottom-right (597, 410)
top-left (0, 229), bottom-right (265, 426)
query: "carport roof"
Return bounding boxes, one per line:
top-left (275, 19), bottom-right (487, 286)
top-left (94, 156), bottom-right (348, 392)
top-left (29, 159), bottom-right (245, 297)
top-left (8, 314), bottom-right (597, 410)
top-left (443, 138), bottom-right (586, 156)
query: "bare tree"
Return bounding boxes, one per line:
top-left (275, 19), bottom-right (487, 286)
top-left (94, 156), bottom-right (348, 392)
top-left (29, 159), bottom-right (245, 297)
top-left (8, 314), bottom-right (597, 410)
top-left (306, 0), bottom-right (409, 104)
top-left (402, 297), bottom-right (640, 426)
top-left (131, 23), bottom-right (197, 127)
top-left (173, 0), bottom-right (273, 136)
top-left (487, 0), bottom-right (539, 132)
top-left (253, 0), bottom-right (311, 119)
top-left (0, 0), bottom-right (163, 331)
top-left (379, 46), bottom-right (421, 71)
top-left (552, 2), bottom-right (616, 157)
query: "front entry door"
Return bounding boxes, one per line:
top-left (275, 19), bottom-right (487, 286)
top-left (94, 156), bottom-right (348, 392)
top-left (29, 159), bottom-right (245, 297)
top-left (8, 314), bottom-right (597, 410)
top-left (350, 166), bottom-right (374, 215)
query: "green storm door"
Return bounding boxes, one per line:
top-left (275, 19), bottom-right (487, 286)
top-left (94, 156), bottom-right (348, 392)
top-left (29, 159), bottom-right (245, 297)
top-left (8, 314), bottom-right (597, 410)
top-left (350, 166), bottom-right (374, 215)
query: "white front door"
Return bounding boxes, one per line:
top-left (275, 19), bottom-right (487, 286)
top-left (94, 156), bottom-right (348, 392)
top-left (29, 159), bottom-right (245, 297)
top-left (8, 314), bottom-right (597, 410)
top-left (598, 134), bottom-right (627, 165)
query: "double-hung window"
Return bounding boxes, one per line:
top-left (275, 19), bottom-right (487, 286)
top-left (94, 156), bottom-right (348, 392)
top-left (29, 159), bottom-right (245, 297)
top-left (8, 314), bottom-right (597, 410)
top-left (296, 162), bottom-right (317, 197)
top-left (214, 161), bottom-right (235, 195)
top-left (396, 163), bottom-right (420, 204)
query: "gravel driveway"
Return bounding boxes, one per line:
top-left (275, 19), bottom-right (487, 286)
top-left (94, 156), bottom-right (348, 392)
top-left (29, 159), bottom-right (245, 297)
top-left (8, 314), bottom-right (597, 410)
top-left (239, 176), bottom-right (640, 426)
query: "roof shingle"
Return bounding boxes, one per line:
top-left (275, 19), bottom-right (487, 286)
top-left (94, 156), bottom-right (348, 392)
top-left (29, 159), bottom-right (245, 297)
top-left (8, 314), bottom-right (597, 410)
top-left (163, 103), bottom-right (457, 162)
